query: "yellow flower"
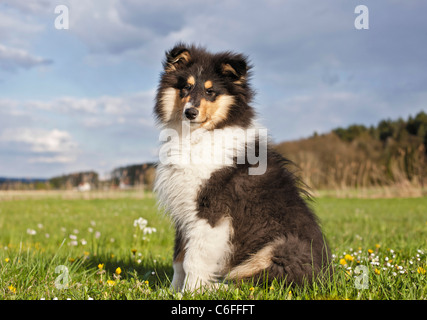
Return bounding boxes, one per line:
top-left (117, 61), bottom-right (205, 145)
top-left (375, 244), bottom-right (381, 249)
top-left (115, 267), bottom-right (122, 275)
top-left (375, 268), bottom-right (380, 275)
top-left (417, 267), bottom-right (426, 275)
top-left (144, 280), bottom-right (149, 285)
top-left (84, 251), bottom-right (90, 256)
top-left (106, 280), bottom-right (116, 286)
top-left (368, 249), bottom-right (374, 254)
top-left (8, 285), bottom-right (16, 294)
top-left (98, 263), bottom-right (104, 270)
top-left (339, 258), bottom-right (347, 266)
top-left (5, 258), bottom-right (10, 263)
top-left (344, 254), bottom-right (354, 262)
top-left (249, 287), bottom-right (254, 291)
top-left (269, 286), bottom-right (274, 291)
top-left (131, 249), bottom-right (137, 255)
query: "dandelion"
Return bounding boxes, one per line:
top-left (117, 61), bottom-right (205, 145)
top-left (375, 268), bottom-right (380, 275)
top-left (131, 249), bottom-right (137, 255)
top-left (344, 254), bottom-right (354, 262)
top-left (144, 280), bottom-right (149, 285)
top-left (417, 267), bottom-right (426, 275)
top-left (107, 280), bottom-right (115, 286)
top-left (249, 287), bottom-right (254, 292)
top-left (115, 267), bottom-right (122, 275)
top-left (368, 249), bottom-right (374, 254)
top-left (5, 258), bottom-right (10, 263)
top-left (98, 263), bottom-right (104, 270)
top-left (339, 258), bottom-right (347, 266)
top-left (375, 244), bottom-right (381, 249)
top-left (8, 285), bottom-right (16, 294)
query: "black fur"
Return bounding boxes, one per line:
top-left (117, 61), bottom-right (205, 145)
top-left (155, 43), bottom-right (332, 287)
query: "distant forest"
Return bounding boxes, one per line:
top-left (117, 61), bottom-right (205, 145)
top-left (1, 111), bottom-right (426, 191)
top-left (276, 111), bottom-right (427, 190)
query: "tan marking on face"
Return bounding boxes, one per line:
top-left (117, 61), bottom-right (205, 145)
top-left (196, 95), bottom-right (234, 130)
top-left (204, 80), bottom-right (213, 89)
top-left (187, 75), bottom-right (195, 86)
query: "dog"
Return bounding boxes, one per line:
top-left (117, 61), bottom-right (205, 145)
top-left (153, 43), bottom-right (332, 292)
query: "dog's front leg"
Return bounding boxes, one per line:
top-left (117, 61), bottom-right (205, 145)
top-left (170, 261), bottom-right (186, 291)
top-left (181, 218), bottom-right (231, 292)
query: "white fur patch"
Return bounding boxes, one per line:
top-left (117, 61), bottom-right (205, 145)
top-left (154, 121), bottom-right (264, 291)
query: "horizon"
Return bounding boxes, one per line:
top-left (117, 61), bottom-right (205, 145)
top-left (1, 1), bottom-right (426, 178)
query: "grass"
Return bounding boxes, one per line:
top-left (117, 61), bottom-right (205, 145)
top-left (0, 191), bottom-right (426, 300)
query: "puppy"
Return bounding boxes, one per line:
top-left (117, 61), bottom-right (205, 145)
top-left (153, 43), bottom-right (332, 291)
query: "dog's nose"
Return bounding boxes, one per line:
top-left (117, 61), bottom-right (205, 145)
top-left (184, 107), bottom-right (199, 120)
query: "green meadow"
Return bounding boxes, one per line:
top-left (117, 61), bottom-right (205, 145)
top-left (0, 191), bottom-right (426, 300)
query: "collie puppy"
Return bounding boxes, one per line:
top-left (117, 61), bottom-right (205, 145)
top-left (153, 43), bottom-right (332, 292)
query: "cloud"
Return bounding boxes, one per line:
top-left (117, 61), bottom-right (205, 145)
top-left (0, 44), bottom-right (52, 71)
top-left (0, 128), bottom-right (78, 163)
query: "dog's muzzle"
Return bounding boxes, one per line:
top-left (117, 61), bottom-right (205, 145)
top-left (183, 103), bottom-right (199, 120)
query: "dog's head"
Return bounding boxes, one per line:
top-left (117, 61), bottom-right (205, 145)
top-left (154, 43), bottom-right (255, 130)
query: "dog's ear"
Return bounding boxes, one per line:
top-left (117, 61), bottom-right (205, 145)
top-left (164, 44), bottom-right (192, 72)
top-left (220, 54), bottom-right (249, 84)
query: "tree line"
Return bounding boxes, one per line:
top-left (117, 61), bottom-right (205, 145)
top-left (276, 111), bottom-right (427, 190)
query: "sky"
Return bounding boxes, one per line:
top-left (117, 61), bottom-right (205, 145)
top-left (0, 0), bottom-right (426, 179)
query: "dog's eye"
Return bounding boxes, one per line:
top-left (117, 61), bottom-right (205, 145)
top-left (183, 84), bottom-right (193, 91)
top-left (205, 88), bottom-right (215, 96)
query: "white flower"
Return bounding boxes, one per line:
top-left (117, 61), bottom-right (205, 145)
top-left (37, 223), bottom-right (44, 229)
top-left (95, 231), bottom-right (101, 239)
top-left (81, 239), bottom-right (87, 245)
top-left (133, 217), bottom-right (148, 230)
top-left (27, 229), bottom-right (37, 235)
top-left (69, 234), bottom-right (77, 240)
top-left (143, 227), bottom-right (157, 235)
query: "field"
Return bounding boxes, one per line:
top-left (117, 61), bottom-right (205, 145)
top-left (0, 190), bottom-right (426, 300)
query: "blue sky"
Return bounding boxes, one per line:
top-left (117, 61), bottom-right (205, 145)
top-left (0, 0), bottom-right (426, 178)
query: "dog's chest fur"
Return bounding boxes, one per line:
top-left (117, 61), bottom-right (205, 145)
top-left (154, 125), bottom-right (254, 279)
top-left (154, 125), bottom-right (250, 224)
